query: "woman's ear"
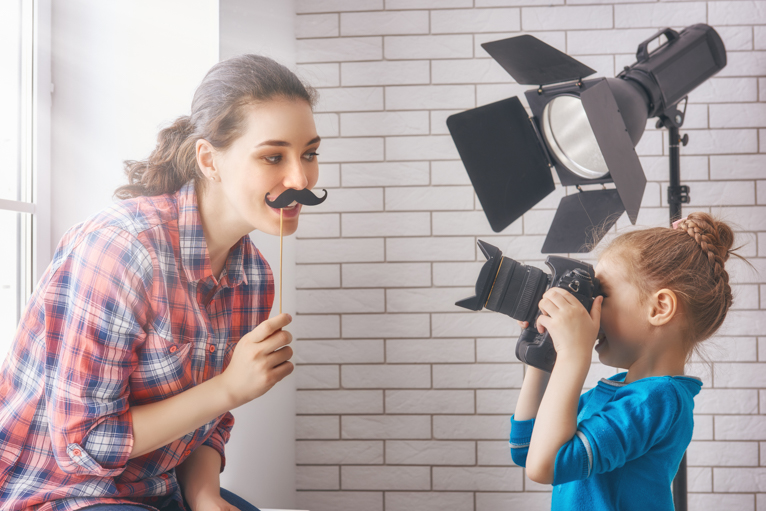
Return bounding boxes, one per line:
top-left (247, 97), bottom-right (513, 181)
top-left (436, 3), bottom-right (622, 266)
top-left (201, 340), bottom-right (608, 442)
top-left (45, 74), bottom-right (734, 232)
top-left (648, 288), bottom-right (678, 326)
top-left (196, 139), bottom-right (218, 181)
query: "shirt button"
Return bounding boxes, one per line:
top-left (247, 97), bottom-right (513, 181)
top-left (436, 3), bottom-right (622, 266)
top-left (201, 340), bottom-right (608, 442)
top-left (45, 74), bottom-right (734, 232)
top-left (169, 345), bottom-right (178, 353)
top-left (161, 473), bottom-right (169, 480)
top-left (208, 344), bottom-right (215, 353)
top-left (72, 449), bottom-right (81, 456)
top-left (184, 449), bottom-right (192, 456)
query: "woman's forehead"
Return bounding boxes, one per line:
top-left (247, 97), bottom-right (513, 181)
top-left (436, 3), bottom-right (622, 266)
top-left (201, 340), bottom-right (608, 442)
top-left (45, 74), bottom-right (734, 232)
top-left (241, 99), bottom-right (317, 141)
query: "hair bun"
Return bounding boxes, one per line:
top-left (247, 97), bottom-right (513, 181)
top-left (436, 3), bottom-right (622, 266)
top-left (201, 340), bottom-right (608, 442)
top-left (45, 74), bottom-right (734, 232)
top-left (683, 212), bottom-right (734, 264)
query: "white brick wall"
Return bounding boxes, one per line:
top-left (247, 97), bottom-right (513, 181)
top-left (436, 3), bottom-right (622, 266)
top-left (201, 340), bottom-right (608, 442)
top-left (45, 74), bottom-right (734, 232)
top-left (293, 1), bottom-right (766, 509)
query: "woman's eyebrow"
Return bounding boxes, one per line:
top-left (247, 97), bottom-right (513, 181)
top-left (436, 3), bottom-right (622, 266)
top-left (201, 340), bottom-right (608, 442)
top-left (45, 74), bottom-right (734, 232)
top-left (255, 136), bottom-right (321, 149)
top-left (255, 140), bottom-right (290, 148)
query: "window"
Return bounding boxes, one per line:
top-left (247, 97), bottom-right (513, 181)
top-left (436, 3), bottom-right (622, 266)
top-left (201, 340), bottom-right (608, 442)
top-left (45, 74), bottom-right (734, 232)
top-left (0, 0), bottom-right (50, 363)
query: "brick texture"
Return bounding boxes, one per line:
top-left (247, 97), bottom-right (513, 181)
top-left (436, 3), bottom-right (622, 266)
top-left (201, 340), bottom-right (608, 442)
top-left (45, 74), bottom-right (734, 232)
top-left (292, 2), bottom-right (766, 508)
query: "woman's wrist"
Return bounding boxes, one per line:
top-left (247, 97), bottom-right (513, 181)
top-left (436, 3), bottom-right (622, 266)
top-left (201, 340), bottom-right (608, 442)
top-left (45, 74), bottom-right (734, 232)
top-left (209, 372), bottom-right (241, 411)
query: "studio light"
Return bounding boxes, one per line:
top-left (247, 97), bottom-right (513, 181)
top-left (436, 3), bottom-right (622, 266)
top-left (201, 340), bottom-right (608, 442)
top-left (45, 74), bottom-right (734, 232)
top-left (447, 24), bottom-right (727, 253)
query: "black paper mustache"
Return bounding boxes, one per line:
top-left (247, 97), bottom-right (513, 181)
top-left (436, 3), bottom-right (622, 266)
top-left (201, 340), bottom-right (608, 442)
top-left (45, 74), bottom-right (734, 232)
top-left (265, 188), bottom-right (328, 208)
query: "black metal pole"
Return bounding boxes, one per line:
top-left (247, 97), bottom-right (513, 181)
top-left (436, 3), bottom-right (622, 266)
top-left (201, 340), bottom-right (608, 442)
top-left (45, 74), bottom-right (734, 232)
top-left (666, 123), bottom-right (688, 511)
top-left (668, 125), bottom-right (683, 223)
top-left (673, 455), bottom-right (688, 511)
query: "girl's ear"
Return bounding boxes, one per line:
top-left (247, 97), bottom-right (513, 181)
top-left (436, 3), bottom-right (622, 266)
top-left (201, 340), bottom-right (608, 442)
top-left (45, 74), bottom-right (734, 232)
top-left (648, 288), bottom-right (678, 326)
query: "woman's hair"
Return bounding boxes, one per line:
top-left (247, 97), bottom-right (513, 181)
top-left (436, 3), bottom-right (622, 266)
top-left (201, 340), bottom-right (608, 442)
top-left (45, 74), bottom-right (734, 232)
top-left (115, 55), bottom-right (317, 199)
top-left (603, 212), bottom-right (740, 354)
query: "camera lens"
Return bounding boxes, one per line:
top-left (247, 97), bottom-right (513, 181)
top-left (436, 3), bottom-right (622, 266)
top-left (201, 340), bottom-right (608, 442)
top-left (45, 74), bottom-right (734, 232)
top-left (485, 257), bottom-right (551, 324)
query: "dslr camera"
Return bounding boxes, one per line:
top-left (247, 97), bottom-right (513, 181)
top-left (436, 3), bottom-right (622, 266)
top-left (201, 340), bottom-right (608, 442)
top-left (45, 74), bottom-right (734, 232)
top-left (456, 240), bottom-right (603, 372)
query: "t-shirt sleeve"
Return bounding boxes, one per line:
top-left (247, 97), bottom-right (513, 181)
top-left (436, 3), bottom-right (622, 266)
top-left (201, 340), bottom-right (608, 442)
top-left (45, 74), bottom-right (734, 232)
top-left (553, 381), bottom-right (681, 485)
top-left (509, 415), bottom-right (536, 467)
top-left (43, 228), bottom-right (152, 477)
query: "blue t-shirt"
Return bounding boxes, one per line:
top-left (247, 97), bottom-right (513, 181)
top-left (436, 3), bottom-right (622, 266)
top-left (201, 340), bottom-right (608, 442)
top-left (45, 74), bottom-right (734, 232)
top-left (510, 372), bottom-right (702, 511)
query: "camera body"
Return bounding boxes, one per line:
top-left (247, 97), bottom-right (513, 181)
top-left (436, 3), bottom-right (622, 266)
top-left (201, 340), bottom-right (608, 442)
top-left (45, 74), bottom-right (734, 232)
top-left (456, 240), bottom-right (602, 372)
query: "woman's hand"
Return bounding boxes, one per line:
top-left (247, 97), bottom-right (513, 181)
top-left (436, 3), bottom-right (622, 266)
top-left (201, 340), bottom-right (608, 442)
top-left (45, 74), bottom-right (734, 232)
top-left (188, 492), bottom-right (240, 511)
top-left (219, 313), bottom-right (295, 408)
top-left (535, 288), bottom-right (602, 362)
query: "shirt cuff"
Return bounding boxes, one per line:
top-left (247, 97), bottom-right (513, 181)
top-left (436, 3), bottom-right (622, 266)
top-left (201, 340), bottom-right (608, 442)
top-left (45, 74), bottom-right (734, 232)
top-left (64, 409), bottom-right (133, 477)
top-left (510, 415), bottom-right (535, 467)
top-left (552, 429), bottom-right (591, 486)
top-left (510, 415), bottom-right (535, 448)
top-left (201, 413), bottom-right (233, 473)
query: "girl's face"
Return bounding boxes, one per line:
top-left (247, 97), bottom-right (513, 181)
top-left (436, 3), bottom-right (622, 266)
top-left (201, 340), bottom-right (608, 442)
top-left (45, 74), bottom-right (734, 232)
top-left (214, 98), bottom-right (320, 236)
top-left (593, 254), bottom-right (652, 368)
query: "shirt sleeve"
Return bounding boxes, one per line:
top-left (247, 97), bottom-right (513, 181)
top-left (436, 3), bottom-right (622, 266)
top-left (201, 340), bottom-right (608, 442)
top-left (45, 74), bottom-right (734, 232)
top-left (202, 411), bottom-right (235, 472)
top-left (553, 381), bottom-right (682, 485)
top-left (509, 415), bottom-right (536, 467)
top-left (43, 228), bottom-right (152, 477)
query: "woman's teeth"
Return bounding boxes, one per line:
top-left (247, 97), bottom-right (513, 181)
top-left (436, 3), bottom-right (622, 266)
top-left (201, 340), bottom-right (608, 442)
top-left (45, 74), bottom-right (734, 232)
top-left (272, 201), bottom-right (298, 209)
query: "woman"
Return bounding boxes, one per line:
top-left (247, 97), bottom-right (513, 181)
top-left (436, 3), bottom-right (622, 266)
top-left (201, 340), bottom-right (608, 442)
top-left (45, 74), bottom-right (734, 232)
top-left (0, 55), bottom-right (320, 511)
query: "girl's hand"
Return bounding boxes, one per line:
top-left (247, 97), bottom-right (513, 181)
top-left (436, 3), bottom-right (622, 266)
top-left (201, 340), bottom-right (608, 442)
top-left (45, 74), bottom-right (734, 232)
top-left (535, 288), bottom-right (602, 361)
top-left (219, 313), bottom-right (294, 408)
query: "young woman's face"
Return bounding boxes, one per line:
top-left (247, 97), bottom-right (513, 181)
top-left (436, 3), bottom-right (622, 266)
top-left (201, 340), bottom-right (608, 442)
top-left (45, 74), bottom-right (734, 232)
top-left (593, 254), bottom-right (651, 368)
top-left (215, 98), bottom-right (320, 236)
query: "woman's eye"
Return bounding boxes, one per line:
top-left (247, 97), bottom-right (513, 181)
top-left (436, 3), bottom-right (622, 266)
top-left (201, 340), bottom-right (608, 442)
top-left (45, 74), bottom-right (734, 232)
top-left (264, 155), bottom-right (282, 164)
top-left (303, 152), bottom-right (319, 162)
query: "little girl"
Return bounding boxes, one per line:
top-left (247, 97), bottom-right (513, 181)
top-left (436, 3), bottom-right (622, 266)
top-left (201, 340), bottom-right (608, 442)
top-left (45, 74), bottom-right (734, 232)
top-left (510, 212), bottom-right (737, 510)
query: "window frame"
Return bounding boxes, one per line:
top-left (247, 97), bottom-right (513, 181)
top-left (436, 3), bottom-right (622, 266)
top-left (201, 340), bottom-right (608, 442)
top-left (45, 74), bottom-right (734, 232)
top-left (0, 0), bottom-right (51, 325)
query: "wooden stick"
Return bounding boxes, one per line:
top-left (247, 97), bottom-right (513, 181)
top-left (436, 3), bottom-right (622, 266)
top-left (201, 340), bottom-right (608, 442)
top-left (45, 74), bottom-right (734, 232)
top-left (279, 208), bottom-right (283, 314)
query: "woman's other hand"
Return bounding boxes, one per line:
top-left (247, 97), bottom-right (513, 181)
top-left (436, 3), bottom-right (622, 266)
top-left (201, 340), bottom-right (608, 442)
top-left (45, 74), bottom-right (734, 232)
top-left (190, 493), bottom-right (241, 511)
top-left (220, 313), bottom-right (294, 408)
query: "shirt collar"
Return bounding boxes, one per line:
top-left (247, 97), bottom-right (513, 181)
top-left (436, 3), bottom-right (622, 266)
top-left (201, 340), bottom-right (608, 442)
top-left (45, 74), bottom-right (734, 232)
top-left (600, 371), bottom-right (704, 389)
top-left (177, 181), bottom-right (248, 287)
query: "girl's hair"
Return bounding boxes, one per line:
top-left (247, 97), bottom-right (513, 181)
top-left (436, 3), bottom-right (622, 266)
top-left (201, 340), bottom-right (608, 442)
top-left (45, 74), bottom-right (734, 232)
top-left (115, 55), bottom-right (317, 199)
top-left (604, 212), bottom-right (739, 354)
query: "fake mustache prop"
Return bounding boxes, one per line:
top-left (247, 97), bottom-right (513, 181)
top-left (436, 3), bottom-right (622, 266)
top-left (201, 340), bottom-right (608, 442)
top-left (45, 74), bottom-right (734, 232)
top-left (265, 188), bottom-right (328, 208)
top-left (265, 188), bottom-right (329, 315)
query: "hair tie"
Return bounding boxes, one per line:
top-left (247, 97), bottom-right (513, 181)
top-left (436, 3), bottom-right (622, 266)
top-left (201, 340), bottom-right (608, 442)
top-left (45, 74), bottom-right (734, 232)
top-left (672, 217), bottom-right (687, 229)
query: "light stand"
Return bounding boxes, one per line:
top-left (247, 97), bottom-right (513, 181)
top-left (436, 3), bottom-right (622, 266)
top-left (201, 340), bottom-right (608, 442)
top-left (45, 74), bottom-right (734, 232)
top-left (660, 104), bottom-right (691, 224)
top-left (657, 101), bottom-right (690, 511)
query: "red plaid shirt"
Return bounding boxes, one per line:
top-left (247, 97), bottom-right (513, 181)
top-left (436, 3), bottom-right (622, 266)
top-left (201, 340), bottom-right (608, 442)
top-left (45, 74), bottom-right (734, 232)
top-left (0, 181), bottom-right (274, 511)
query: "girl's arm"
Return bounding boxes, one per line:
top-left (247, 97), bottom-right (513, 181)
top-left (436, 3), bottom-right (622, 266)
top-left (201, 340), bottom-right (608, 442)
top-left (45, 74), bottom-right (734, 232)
top-left (525, 350), bottom-right (591, 483)
top-left (524, 289), bottom-right (602, 484)
top-left (514, 363), bottom-right (551, 421)
top-left (510, 323), bottom-right (550, 468)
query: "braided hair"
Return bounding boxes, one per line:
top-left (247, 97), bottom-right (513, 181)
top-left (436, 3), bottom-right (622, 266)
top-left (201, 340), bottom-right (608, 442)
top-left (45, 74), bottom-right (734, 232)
top-left (604, 212), bottom-right (739, 355)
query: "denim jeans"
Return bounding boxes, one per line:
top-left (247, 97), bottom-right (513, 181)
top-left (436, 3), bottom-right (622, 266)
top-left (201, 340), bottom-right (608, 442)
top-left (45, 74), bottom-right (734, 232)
top-left (80, 488), bottom-right (260, 511)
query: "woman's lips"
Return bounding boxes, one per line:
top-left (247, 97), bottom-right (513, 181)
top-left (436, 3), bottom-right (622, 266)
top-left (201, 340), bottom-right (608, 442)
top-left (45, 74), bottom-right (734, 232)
top-left (268, 201), bottom-right (301, 218)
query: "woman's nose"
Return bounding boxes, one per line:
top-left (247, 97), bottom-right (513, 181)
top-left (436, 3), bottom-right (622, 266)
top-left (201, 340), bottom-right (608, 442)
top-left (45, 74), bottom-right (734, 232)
top-left (283, 156), bottom-right (309, 190)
